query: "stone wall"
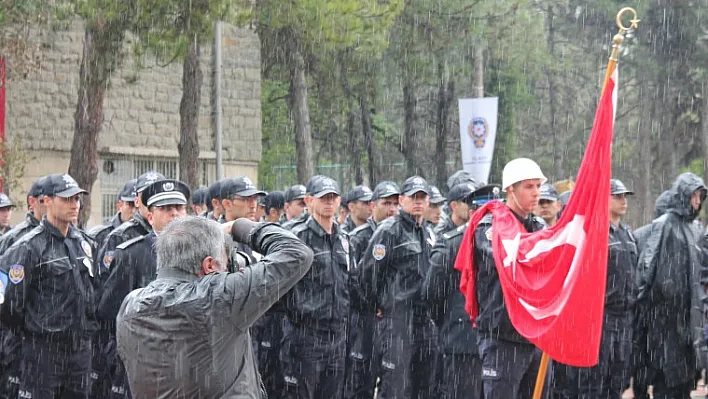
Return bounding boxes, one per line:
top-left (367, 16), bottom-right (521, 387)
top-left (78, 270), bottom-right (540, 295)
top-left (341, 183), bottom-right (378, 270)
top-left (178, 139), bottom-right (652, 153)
top-left (4, 21), bottom-right (262, 226)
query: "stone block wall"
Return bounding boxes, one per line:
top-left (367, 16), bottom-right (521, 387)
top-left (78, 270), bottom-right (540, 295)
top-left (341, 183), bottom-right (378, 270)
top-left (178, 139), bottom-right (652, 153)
top-left (4, 21), bottom-right (262, 226)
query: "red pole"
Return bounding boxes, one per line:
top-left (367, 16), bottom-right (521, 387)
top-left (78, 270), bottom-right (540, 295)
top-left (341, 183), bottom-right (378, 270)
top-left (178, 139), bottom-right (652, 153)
top-left (0, 56), bottom-right (6, 192)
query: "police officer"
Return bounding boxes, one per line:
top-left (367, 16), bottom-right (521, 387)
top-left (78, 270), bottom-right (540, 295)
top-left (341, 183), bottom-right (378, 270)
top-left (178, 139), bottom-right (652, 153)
top-left (282, 175), bottom-right (352, 398)
top-left (219, 177), bottom-right (265, 252)
top-left (552, 179), bottom-right (637, 399)
top-left (95, 171), bottom-right (165, 279)
top-left (263, 191), bottom-right (286, 223)
top-left (257, 193), bottom-right (268, 221)
top-left (0, 177), bottom-right (48, 398)
top-left (206, 179), bottom-right (227, 222)
top-left (425, 185), bottom-right (445, 227)
top-left (98, 179), bottom-right (190, 398)
top-left (341, 186), bottom-right (373, 233)
top-left (0, 173), bottom-right (97, 398)
top-left (435, 183), bottom-right (476, 237)
top-left (282, 185), bottom-right (308, 228)
top-left (534, 183), bottom-right (561, 227)
top-left (88, 179), bottom-right (137, 250)
top-left (346, 181), bottom-right (400, 399)
top-left (0, 194), bottom-right (15, 236)
top-left (115, 216), bottom-right (314, 397)
top-left (91, 171), bottom-right (165, 396)
top-left (473, 158), bottom-right (547, 398)
top-left (423, 185), bottom-right (497, 399)
top-left (0, 176), bottom-right (47, 255)
top-left (436, 171), bottom-right (479, 236)
top-left (191, 186), bottom-right (208, 216)
top-left (359, 175), bottom-right (435, 398)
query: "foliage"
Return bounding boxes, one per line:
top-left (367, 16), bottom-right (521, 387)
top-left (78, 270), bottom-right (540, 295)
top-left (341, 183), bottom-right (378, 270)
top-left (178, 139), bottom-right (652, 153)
top-left (0, 137), bottom-right (33, 209)
top-left (0, 0), bottom-right (73, 79)
top-left (131, 0), bottom-right (251, 65)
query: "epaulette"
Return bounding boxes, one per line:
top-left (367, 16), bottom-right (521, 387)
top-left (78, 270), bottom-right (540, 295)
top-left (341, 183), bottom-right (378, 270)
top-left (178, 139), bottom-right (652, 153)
top-left (289, 220), bottom-right (309, 235)
top-left (479, 214), bottom-right (493, 225)
top-left (350, 223), bottom-right (371, 236)
top-left (13, 224), bottom-right (44, 246)
top-left (116, 235), bottom-right (146, 250)
top-left (87, 223), bottom-right (112, 238)
top-left (443, 223), bottom-right (467, 240)
top-left (532, 215), bottom-right (548, 228)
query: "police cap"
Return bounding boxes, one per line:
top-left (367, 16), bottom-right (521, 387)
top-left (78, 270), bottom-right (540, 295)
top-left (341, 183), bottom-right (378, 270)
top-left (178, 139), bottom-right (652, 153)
top-left (306, 175), bottom-right (340, 198)
top-left (220, 176), bottom-right (265, 198)
top-left (347, 185), bottom-right (373, 203)
top-left (447, 183), bottom-right (477, 203)
top-left (539, 183), bottom-right (559, 201)
top-left (401, 176), bottom-right (430, 197)
top-left (429, 185), bottom-right (446, 205)
top-left (463, 184), bottom-right (501, 207)
top-left (372, 181), bottom-right (401, 201)
top-left (285, 185), bottom-right (307, 203)
top-left (27, 176), bottom-right (47, 198)
top-left (136, 171), bottom-right (166, 193)
top-left (118, 179), bottom-right (138, 202)
top-left (143, 179), bottom-right (191, 208)
top-left (43, 174), bottom-right (88, 198)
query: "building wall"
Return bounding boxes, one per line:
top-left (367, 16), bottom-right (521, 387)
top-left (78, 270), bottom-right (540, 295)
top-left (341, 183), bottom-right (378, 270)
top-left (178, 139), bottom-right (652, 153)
top-left (4, 21), bottom-right (262, 227)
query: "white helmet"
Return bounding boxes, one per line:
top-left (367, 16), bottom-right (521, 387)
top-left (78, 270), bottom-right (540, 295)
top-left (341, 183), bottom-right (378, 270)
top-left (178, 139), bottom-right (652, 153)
top-left (502, 158), bottom-right (548, 190)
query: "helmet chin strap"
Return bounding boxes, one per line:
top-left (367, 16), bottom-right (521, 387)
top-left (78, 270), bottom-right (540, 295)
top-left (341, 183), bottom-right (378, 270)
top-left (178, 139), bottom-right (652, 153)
top-left (508, 189), bottom-right (529, 218)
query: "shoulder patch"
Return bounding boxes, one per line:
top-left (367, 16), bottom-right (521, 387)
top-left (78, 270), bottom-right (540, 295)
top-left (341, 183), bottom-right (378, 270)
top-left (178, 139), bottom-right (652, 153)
top-left (0, 271), bottom-right (6, 304)
top-left (372, 244), bottom-right (386, 260)
top-left (485, 227), bottom-right (493, 241)
top-left (8, 265), bottom-right (24, 284)
top-left (102, 251), bottom-right (115, 269)
top-left (116, 235), bottom-right (146, 250)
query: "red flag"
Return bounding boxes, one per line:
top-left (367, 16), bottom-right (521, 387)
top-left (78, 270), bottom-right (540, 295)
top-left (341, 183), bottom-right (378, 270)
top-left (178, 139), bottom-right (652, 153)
top-left (454, 68), bottom-right (617, 367)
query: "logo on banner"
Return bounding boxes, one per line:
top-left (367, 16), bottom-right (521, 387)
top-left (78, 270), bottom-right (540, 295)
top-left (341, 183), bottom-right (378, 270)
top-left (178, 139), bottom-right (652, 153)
top-left (468, 117), bottom-right (489, 148)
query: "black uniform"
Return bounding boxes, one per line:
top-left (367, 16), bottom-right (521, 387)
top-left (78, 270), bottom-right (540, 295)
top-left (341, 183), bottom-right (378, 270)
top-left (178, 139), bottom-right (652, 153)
top-left (636, 173), bottom-right (707, 397)
top-left (474, 212), bottom-right (546, 399)
top-left (0, 212), bottom-right (40, 398)
top-left (97, 232), bottom-right (157, 398)
top-left (282, 216), bottom-right (352, 399)
top-left (0, 213), bottom-right (40, 255)
top-left (346, 218), bottom-right (378, 399)
top-left (87, 213), bottom-right (124, 252)
top-left (424, 223), bottom-right (483, 399)
top-left (0, 220), bottom-right (97, 398)
top-left (553, 223), bottom-right (637, 399)
top-left (91, 213), bottom-right (151, 397)
top-left (359, 210), bottom-right (436, 399)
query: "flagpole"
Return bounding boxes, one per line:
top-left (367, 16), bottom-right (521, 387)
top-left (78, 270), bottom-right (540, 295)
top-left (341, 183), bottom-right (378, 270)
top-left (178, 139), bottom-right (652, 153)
top-left (531, 7), bottom-right (639, 399)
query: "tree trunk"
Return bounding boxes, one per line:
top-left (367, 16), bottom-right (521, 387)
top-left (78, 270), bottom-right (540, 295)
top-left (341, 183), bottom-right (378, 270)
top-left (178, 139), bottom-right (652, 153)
top-left (473, 44), bottom-right (484, 98)
top-left (702, 95), bottom-right (708, 221)
top-left (360, 95), bottom-right (375, 185)
top-left (638, 86), bottom-right (655, 225)
top-left (179, 38), bottom-right (202, 190)
top-left (290, 43), bottom-right (314, 183)
top-left (434, 62), bottom-right (454, 190)
top-left (69, 26), bottom-right (108, 227)
top-left (546, 6), bottom-right (562, 180)
top-left (403, 81), bottom-right (419, 177)
top-left (348, 106), bottom-right (363, 185)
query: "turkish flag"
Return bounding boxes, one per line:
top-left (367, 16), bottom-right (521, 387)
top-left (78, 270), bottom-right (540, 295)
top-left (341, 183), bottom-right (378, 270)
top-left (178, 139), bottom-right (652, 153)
top-left (454, 68), bottom-right (617, 367)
